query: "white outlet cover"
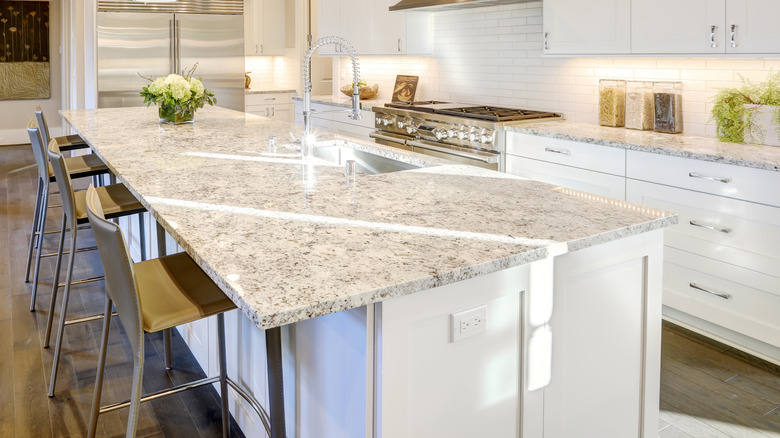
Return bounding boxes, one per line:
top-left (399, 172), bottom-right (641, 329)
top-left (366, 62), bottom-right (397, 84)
top-left (450, 305), bottom-right (487, 343)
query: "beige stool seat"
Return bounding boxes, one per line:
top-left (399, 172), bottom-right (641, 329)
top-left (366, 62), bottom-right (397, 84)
top-left (56, 133), bottom-right (88, 150)
top-left (135, 252), bottom-right (236, 333)
top-left (47, 153), bottom-right (108, 181)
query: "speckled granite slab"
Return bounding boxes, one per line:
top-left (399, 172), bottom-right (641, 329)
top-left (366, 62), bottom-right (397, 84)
top-left (246, 89), bottom-right (296, 95)
top-left (61, 106), bottom-right (676, 330)
top-left (506, 120), bottom-right (780, 172)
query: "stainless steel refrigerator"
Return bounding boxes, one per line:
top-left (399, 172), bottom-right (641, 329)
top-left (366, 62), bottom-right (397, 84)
top-left (97, 1), bottom-right (244, 111)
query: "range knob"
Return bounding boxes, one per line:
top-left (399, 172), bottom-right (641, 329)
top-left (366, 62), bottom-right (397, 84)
top-left (406, 123), bottom-right (418, 134)
top-left (480, 129), bottom-right (494, 144)
top-left (434, 128), bottom-right (448, 140)
top-left (446, 125), bottom-right (458, 138)
top-left (375, 116), bottom-right (382, 125)
top-left (382, 116), bottom-right (394, 126)
top-left (397, 117), bottom-right (412, 129)
top-left (457, 126), bottom-right (469, 140)
top-left (467, 127), bottom-right (479, 142)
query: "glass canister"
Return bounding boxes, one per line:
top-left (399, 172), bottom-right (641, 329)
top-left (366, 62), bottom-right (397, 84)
top-left (625, 81), bottom-right (654, 130)
top-left (653, 81), bottom-right (682, 133)
top-left (599, 79), bottom-right (626, 127)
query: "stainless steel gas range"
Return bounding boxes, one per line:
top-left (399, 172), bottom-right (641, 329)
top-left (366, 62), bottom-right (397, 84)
top-left (370, 101), bottom-right (561, 171)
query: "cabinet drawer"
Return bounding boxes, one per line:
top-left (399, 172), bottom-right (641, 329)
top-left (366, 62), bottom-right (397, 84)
top-left (663, 247), bottom-right (780, 348)
top-left (506, 133), bottom-right (626, 176)
top-left (627, 150), bottom-right (780, 206)
top-left (246, 92), bottom-right (295, 106)
top-left (506, 156), bottom-right (626, 200)
top-left (626, 179), bottom-right (780, 266)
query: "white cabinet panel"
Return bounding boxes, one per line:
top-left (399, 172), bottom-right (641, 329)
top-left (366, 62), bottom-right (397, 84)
top-left (726, 0), bottom-right (780, 53)
top-left (506, 133), bottom-right (626, 176)
top-left (626, 150), bottom-right (780, 207)
top-left (543, 0), bottom-right (631, 54)
top-left (664, 247), bottom-right (780, 348)
top-left (632, 0), bottom-right (725, 54)
top-left (245, 0), bottom-right (285, 56)
top-left (506, 156), bottom-right (626, 200)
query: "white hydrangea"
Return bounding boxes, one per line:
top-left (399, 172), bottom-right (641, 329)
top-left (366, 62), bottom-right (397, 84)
top-left (190, 77), bottom-right (205, 98)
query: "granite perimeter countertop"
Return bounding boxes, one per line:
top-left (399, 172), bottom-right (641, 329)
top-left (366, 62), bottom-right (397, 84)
top-left (61, 106), bottom-right (676, 330)
top-left (505, 120), bottom-right (780, 172)
top-left (292, 94), bottom-right (391, 111)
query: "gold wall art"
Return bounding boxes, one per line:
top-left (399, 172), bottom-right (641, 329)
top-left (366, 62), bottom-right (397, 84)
top-left (0, 1), bottom-right (49, 100)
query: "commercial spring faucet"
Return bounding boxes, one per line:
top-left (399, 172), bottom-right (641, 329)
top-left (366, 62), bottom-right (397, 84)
top-left (301, 36), bottom-right (362, 157)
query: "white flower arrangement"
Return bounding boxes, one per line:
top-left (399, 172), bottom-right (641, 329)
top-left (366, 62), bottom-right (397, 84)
top-left (139, 63), bottom-right (216, 120)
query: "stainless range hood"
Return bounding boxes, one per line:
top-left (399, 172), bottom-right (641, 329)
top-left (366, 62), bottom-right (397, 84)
top-left (389, 0), bottom-right (536, 11)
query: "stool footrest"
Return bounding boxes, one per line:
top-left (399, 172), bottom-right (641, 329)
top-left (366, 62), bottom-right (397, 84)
top-left (43, 246), bottom-right (98, 258)
top-left (64, 311), bottom-right (118, 326)
top-left (227, 377), bottom-right (272, 435)
top-left (100, 376), bottom-right (221, 414)
top-left (57, 275), bottom-right (104, 287)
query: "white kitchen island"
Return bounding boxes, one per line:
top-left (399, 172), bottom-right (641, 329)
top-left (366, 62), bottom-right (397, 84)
top-left (61, 106), bottom-right (676, 438)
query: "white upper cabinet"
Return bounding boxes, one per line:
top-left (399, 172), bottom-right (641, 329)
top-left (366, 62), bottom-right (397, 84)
top-left (632, 0), bottom-right (780, 54)
top-left (244, 0), bottom-right (285, 56)
top-left (542, 0), bottom-right (631, 55)
top-left (632, 0), bottom-right (725, 54)
top-left (726, 0), bottom-right (780, 53)
top-left (317, 0), bottom-right (431, 56)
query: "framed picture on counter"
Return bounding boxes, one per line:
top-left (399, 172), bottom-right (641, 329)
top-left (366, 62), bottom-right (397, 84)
top-left (392, 75), bottom-right (418, 102)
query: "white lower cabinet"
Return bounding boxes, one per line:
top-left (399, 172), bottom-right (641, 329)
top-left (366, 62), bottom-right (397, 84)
top-left (626, 150), bottom-right (780, 362)
top-left (293, 100), bottom-right (375, 141)
top-left (246, 92), bottom-right (296, 123)
top-left (505, 133), bottom-right (627, 200)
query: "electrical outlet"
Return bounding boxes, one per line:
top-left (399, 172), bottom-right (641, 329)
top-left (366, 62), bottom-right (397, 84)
top-left (450, 305), bottom-right (487, 343)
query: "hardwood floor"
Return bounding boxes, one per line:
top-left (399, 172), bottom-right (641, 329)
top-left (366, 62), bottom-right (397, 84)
top-left (3, 143), bottom-right (780, 437)
top-left (1, 144), bottom-right (244, 437)
top-left (660, 321), bottom-right (780, 437)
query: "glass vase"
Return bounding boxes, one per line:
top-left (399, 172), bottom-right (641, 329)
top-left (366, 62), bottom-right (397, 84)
top-left (159, 105), bottom-right (195, 124)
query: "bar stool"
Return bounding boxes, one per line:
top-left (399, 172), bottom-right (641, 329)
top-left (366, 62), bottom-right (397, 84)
top-left (84, 185), bottom-right (274, 438)
top-left (34, 106), bottom-right (90, 152)
top-left (45, 138), bottom-right (148, 397)
top-left (24, 122), bottom-right (110, 304)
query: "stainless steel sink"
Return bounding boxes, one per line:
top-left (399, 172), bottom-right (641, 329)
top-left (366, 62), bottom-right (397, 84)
top-left (313, 145), bottom-right (421, 175)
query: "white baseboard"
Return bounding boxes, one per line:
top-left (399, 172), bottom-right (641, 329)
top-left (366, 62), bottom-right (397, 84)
top-left (0, 126), bottom-right (65, 146)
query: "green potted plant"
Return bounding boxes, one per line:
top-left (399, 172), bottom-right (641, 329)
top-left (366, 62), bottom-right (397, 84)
top-left (711, 71), bottom-right (780, 145)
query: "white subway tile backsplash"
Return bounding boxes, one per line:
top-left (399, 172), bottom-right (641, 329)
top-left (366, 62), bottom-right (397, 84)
top-left (334, 4), bottom-right (779, 139)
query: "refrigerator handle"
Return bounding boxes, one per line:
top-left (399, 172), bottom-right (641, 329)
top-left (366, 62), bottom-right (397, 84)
top-left (169, 19), bottom-right (176, 74)
top-left (175, 19), bottom-right (182, 75)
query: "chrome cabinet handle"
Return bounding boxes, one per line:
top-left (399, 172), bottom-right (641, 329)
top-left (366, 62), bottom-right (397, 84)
top-left (689, 220), bottom-right (731, 234)
top-left (265, 107), bottom-right (269, 117)
top-left (260, 44), bottom-right (264, 54)
top-left (408, 140), bottom-right (499, 164)
top-left (544, 147), bottom-right (570, 156)
top-left (398, 38), bottom-right (402, 52)
top-left (255, 44), bottom-right (258, 53)
top-left (690, 282), bottom-right (731, 300)
top-left (730, 24), bottom-right (736, 48)
top-left (544, 32), bottom-right (549, 50)
top-left (265, 97), bottom-right (277, 101)
top-left (369, 132), bottom-right (408, 145)
top-left (710, 25), bottom-right (717, 48)
top-left (688, 172), bottom-right (730, 184)
top-left (270, 107), bottom-right (275, 117)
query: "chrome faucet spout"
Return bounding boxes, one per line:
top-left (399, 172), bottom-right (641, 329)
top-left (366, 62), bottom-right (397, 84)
top-left (301, 36), bottom-right (361, 158)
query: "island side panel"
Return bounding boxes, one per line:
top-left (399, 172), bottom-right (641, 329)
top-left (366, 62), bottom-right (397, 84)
top-left (377, 264), bottom-right (528, 438)
top-left (544, 229), bottom-right (663, 438)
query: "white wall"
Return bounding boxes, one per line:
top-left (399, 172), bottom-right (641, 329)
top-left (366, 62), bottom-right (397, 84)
top-left (0, 0), bottom-right (62, 145)
top-left (336, 1), bottom-right (780, 138)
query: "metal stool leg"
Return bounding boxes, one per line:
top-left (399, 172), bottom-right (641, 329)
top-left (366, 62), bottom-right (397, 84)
top-left (30, 189), bottom-right (50, 311)
top-left (156, 221), bottom-right (174, 370)
top-left (48, 228), bottom-right (78, 397)
top-left (43, 211), bottom-right (68, 348)
top-left (126, 339), bottom-right (146, 438)
top-left (24, 178), bottom-right (44, 283)
top-left (88, 298), bottom-right (113, 438)
top-left (218, 313), bottom-right (230, 438)
top-left (266, 327), bottom-right (286, 438)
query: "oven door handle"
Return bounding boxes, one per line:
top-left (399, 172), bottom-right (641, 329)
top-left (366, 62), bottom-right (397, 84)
top-left (369, 132), bottom-right (409, 144)
top-left (408, 140), bottom-right (499, 164)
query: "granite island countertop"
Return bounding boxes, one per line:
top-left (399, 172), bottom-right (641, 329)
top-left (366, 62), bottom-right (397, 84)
top-left (61, 106), bottom-right (676, 330)
top-left (505, 120), bottom-right (780, 172)
top-left (293, 94), bottom-right (392, 111)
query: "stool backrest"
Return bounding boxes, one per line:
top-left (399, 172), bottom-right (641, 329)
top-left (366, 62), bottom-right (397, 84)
top-left (34, 106), bottom-right (52, 147)
top-left (26, 121), bottom-right (50, 184)
top-left (46, 139), bottom-right (78, 230)
top-left (84, 185), bottom-right (145, 356)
